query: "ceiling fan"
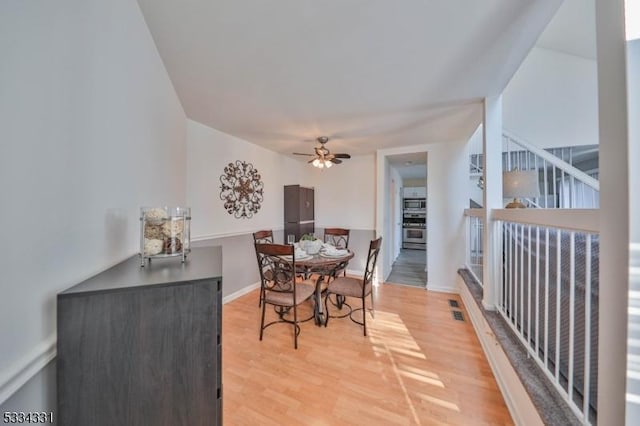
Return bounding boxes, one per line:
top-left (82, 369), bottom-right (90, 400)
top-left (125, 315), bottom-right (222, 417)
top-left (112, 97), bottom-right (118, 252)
top-left (293, 136), bottom-right (351, 168)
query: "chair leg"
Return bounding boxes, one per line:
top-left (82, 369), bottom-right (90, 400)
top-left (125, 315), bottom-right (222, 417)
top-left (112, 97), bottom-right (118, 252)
top-left (362, 296), bottom-right (367, 337)
top-left (324, 292), bottom-right (330, 328)
top-left (259, 299), bottom-right (267, 341)
top-left (293, 304), bottom-right (298, 349)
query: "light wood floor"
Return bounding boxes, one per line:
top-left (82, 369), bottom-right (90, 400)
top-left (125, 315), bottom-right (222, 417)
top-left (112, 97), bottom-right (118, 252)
top-left (223, 283), bottom-right (513, 425)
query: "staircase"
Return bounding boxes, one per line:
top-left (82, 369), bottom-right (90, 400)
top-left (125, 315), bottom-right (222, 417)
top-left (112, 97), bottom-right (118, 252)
top-left (469, 131), bottom-right (600, 209)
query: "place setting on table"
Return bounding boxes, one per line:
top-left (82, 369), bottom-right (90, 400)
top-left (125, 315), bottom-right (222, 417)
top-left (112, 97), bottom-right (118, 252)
top-left (319, 243), bottom-right (350, 258)
top-left (286, 235), bottom-right (352, 263)
top-left (282, 234), bottom-right (354, 325)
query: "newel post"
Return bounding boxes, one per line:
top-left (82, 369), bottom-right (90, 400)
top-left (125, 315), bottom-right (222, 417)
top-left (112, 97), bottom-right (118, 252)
top-left (482, 95), bottom-right (503, 310)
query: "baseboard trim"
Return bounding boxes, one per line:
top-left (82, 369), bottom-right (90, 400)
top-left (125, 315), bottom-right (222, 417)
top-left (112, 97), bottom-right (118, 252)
top-left (223, 282), bottom-right (261, 304)
top-left (346, 269), bottom-right (364, 278)
top-left (426, 284), bottom-right (459, 294)
top-left (0, 335), bottom-right (56, 406)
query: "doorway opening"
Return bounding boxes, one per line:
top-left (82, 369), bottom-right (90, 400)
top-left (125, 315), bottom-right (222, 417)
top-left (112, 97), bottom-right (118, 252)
top-left (385, 153), bottom-right (427, 288)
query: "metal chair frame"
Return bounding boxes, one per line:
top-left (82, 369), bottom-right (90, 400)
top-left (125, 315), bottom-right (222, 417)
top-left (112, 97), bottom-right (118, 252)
top-left (323, 228), bottom-right (350, 249)
top-left (324, 228), bottom-right (350, 280)
top-left (255, 243), bottom-right (315, 349)
top-left (253, 230), bottom-right (274, 307)
top-left (324, 237), bottom-right (382, 336)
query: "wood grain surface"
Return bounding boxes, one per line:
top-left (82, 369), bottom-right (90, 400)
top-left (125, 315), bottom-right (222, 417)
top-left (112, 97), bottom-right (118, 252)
top-left (58, 279), bottom-right (221, 426)
top-left (223, 282), bottom-right (513, 425)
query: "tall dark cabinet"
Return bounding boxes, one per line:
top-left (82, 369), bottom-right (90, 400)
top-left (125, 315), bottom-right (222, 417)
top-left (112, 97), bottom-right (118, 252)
top-left (284, 185), bottom-right (315, 240)
top-left (57, 246), bottom-right (223, 426)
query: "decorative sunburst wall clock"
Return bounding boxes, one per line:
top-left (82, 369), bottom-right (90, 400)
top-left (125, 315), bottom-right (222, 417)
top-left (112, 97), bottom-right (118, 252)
top-left (219, 160), bottom-right (264, 219)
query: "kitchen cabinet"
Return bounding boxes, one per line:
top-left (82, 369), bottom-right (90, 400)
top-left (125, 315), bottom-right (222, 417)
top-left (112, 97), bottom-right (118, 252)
top-left (284, 185), bottom-right (315, 240)
top-left (403, 186), bottom-right (426, 198)
top-left (57, 246), bottom-right (223, 426)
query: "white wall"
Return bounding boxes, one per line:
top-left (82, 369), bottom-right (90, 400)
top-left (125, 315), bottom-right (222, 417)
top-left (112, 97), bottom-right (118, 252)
top-left (310, 154), bottom-right (376, 230)
top-left (186, 119), bottom-right (304, 239)
top-left (378, 155), bottom-right (394, 275)
top-left (186, 123), bottom-right (380, 286)
top-left (0, 0), bottom-right (186, 405)
top-left (425, 141), bottom-right (468, 292)
top-left (503, 47), bottom-right (599, 148)
top-left (595, 0), bottom-right (630, 422)
top-left (626, 39), bottom-right (640, 423)
top-left (390, 167), bottom-right (404, 260)
top-left (628, 41), bottom-right (640, 244)
top-left (186, 123), bottom-right (372, 247)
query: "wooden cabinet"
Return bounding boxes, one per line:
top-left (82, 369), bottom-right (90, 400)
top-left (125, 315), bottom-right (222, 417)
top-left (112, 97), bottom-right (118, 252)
top-left (300, 186), bottom-right (314, 221)
top-left (57, 247), bottom-right (223, 426)
top-left (403, 186), bottom-right (426, 198)
top-left (284, 185), bottom-right (314, 240)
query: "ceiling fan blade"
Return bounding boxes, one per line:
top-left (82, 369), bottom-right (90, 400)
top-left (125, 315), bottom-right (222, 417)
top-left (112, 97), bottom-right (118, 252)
top-left (308, 158), bottom-right (316, 164)
top-left (330, 158), bottom-right (343, 164)
top-left (333, 153), bottom-right (351, 159)
top-left (293, 152), bottom-right (314, 156)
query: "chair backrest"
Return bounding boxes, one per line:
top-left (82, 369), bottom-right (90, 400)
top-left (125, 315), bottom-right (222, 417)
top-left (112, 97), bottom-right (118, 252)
top-left (361, 237), bottom-right (383, 293)
top-left (253, 230), bottom-right (275, 282)
top-left (255, 243), bottom-right (297, 295)
top-left (324, 228), bottom-right (350, 249)
top-left (253, 230), bottom-right (274, 244)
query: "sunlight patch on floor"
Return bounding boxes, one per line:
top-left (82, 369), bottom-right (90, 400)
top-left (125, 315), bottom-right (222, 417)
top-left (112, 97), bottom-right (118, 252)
top-left (414, 392), bottom-right (461, 412)
top-left (397, 370), bottom-right (445, 388)
top-left (366, 310), bottom-right (462, 424)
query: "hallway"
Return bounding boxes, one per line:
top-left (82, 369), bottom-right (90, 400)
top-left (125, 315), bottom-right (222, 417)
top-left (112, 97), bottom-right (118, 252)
top-left (386, 249), bottom-right (427, 288)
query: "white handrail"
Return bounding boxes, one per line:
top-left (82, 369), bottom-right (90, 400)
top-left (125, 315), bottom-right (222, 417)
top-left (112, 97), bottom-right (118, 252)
top-left (503, 130), bottom-right (600, 191)
top-left (463, 208), bottom-right (485, 218)
top-left (492, 208), bottom-right (599, 234)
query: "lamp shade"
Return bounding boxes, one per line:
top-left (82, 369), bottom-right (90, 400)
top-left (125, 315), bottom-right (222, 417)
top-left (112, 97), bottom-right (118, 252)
top-left (503, 170), bottom-right (540, 198)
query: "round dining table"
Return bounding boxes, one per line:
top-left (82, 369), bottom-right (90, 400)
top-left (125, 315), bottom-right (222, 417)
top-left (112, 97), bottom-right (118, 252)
top-left (295, 250), bottom-right (354, 325)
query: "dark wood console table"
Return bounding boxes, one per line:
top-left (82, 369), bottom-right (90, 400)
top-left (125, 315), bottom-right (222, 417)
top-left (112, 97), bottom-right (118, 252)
top-left (57, 246), bottom-right (222, 426)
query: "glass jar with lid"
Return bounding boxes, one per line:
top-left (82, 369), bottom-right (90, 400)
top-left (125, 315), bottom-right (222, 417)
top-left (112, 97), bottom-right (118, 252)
top-left (140, 206), bottom-right (191, 266)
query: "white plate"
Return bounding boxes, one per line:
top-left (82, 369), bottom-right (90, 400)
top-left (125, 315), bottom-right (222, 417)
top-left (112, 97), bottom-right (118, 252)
top-left (281, 254), bottom-right (313, 261)
top-left (320, 252), bottom-right (348, 258)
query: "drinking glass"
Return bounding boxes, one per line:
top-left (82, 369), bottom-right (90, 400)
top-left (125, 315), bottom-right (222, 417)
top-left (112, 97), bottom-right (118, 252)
top-left (287, 234), bottom-right (295, 245)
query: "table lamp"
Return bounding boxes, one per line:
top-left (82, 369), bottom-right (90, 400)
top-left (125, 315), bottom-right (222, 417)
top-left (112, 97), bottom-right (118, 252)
top-left (503, 170), bottom-right (540, 208)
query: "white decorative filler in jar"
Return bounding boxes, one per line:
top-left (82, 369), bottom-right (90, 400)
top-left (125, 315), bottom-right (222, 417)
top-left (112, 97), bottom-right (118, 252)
top-left (140, 206), bottom-right (191, 266)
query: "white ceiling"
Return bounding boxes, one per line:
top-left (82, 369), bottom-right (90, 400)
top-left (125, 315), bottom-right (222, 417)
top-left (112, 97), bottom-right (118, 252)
top-left (383, 0), bottom-right (595, 178)
top-left (536, 0), bottom-right (596, 60)
top-left (388, 153), bottom-right (428, 180)
top-left (136, 0), bottom-right (562, 158)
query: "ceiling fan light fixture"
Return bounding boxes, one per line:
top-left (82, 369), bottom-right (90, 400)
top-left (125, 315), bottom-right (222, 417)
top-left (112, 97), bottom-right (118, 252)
top-left (293, 136), bottom-right (351, 168)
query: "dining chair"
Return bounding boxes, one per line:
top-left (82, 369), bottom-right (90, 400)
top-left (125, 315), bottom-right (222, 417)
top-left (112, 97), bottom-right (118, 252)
top-left (253, 230), bottom-right (274, 307)
top-left (324, 237), bottom-right (382, 336)
top-left (255, 243), bottom-right (316, 349)
top-left (323, 228), bottom-right (350, 249)
top-left (324, 228), bottom-right (350, 278)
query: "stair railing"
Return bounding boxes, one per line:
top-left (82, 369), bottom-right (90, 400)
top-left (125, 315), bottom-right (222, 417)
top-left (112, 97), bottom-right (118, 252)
top-left (503, 131), bottom-right (599, 209)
